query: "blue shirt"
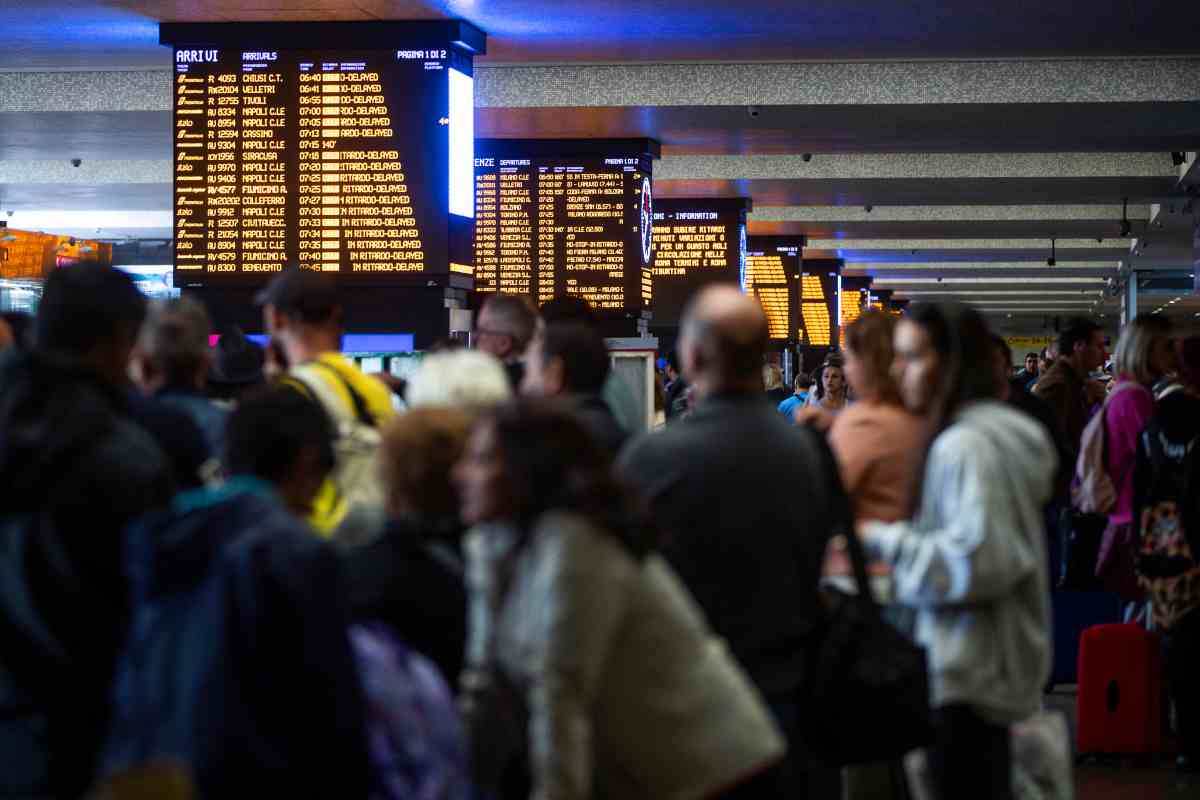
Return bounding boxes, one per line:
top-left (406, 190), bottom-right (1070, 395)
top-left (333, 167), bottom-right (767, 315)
top-left (778, 394), bottom-right (807, 418)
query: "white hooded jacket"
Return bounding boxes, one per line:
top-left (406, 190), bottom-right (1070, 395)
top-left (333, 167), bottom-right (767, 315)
top-left (863, 400), bottom-right (1055, 726)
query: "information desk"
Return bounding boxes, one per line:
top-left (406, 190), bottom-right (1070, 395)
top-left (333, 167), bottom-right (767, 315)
top-left (650, 198), bottom-right (750, 333)
top-left (473, 139), bottom-right (659, 315)
top-left (160, 21), bottom-right (483, 287)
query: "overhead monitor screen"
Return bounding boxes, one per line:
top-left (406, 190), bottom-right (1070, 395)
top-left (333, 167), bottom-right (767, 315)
top-left (651, 199), bottom-right (750, 329)
top-left (746, 237), bottom-right (803, 341)
top-left (799, 261), bottom-right (840, 347)
top-left (473, 140), bottom-right (657, 313)
top-left (166, 27), bottom-right (479, 286)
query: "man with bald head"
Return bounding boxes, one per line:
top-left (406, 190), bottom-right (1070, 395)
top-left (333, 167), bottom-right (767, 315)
top-left (618, 287), bottom-right (842, 798)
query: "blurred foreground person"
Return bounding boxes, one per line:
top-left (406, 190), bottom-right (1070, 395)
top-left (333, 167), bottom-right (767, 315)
top-left (133, 296), bottom-right (228, 459)
top-left (0, 265), bottom-right (173, 797)
top-left (829, 311), bottom-right (922, 527)
top-left (521, 321), bottom-right (627, 457)
top-left (618, 286), bottom-right (841, 798)
top-left (1133, 336), bottom-right (1200, 773)
top-left (260, 268), bottom-right (395, 535)
top-left (457, 400), bottom-right (784, 800)
top-left (475, 294), bottom-right (537, 390)
top-left (99, 387), bottom-right (369, 797)
top-left (341, 408), bottom-right (473, 686)
top-left (406, 349), bottom-right (513, 411)
top-left (860, 304), bottom-right (1054, 800)
top-left (1095, 314), bottom-right (1174, 601)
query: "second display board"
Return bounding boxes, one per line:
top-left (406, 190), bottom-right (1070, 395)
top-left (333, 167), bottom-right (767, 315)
top-left (473, 139), bottom-right (659, 313)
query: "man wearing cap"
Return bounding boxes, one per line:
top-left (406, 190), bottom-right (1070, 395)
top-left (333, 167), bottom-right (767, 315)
top-left (258, 268), bottom-right (395, 535)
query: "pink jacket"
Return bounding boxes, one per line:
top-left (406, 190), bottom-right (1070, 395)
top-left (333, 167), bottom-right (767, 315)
top-left (1104, 378), bottom-right (1155, 525)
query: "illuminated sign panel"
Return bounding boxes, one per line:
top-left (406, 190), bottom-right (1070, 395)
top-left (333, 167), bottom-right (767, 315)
top-left (473, 139), bottom-right (659, 313)
top-left (651, 198), bottom-right (751, 328)
top-left (746, 236), bottom-right (803, 341)
top-left (799, 259), bottom-right (841, 347)
top-left (838, 275), bottom-right (873, 348)
top-left (161, 22), bottom-right (483, 286)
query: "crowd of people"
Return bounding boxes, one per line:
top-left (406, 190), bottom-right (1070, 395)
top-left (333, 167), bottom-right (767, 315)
top-left (1, 261), bottom-right (1199, 799)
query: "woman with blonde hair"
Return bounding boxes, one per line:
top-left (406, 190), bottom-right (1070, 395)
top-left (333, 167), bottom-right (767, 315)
top-left (1096, 314), bottom-right (1176, 600)
top-left (763, 363), bottom-right (789, 406)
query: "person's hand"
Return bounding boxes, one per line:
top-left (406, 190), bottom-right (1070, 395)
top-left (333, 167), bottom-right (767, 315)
top-left (793, 405), bottom-right (834, 432)
top-left (1085, 379), bottom-right (1107, 405)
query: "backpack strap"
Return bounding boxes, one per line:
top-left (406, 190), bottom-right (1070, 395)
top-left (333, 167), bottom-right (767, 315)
top-left (311, 361), bottom-right (377, 429)
top-left (285, 362), bottom-right (377, 429)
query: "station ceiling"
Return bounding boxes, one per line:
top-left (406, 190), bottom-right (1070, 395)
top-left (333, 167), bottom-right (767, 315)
top-left (1, 0), bottom-right (1198, 326)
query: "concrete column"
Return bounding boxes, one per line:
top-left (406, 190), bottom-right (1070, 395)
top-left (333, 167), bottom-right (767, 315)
top-left (1124, 272), bottom-right (1139, 325)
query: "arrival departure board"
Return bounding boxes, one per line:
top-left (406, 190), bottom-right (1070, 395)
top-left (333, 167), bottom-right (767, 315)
top-left (799, 259), bottom-right (841, 348)
top-left (162, 22), bottom-right (483, 286)
top-left (838, 275), bottom-right (872, 348)
top-left (473, 139), bottom-right (658, 313)
top-left (650, 198), bottom-right (750, 328)
top-left (746, 236), bottom-right (804, 341)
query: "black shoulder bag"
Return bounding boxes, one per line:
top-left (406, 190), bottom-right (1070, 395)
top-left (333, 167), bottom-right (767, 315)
top-left (801, 429), bottom-right (934, 766)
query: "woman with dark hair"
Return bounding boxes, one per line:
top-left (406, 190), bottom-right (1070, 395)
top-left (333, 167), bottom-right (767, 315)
top-left (858, 304), bottom-right (1055, 800)
top-left (454, 400), bottom-right (785, 800)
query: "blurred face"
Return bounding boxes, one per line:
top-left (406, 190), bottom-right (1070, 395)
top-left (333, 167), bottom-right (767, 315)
top-left (892, 319), bottom-right (941, 414)
top-left (843, 346), bottom-right (867, 397)
top-left (519, 333), bottom-right (564, 398)
top-left (453, 422), bottom-right (514, 525)
top-left (822, 366), bottom-right (846, 398)
top-left (1150, 334), bottom-right (1177, 377)
top-left (1025, 355), bottom-right (1038, 374)
top-left (475, 308), bottom-right (514, 360)
top-left (1077, 329), bottom-right (1107, 372)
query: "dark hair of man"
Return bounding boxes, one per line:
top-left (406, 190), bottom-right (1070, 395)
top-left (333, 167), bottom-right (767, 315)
top-left (539, 295), bottom-right (599, 329)
top-left (225, 386), bottom-right (336, 485)
top-left (666, 349), bottom-right (682, 374)
top-left (541, 322), bottom-right (610, 394)
top-left (794, 371), bottom-right (811, 391)
top-left (1057, 317), bottom-right (1103, 358)
top-left (907, 303), bottom-right (1001, 513)
top-left (486, 399), bottom-right (650, 558)
top-left (36, 264), bottom-right (147, 355)
top-left (1025, 351), bottom-right (1038, 362)
top-left (994, 336), bottom-right (1013, 365)
top-left (481, 294), bottom-right (538, 349)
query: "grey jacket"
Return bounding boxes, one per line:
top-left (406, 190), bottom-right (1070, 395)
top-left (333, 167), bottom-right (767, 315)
top-left (863, 401), bottom-right (1055, 725)
top-left (461, 512), bottom-right (784, 800)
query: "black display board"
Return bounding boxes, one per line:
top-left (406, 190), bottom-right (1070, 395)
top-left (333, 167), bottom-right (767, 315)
top-left (161, 22), bottom-right (482, 287)
top-left (838, 274), bottom-right (873, 349)
top-left (799, 258), bottom-right (841, 350)
top-left (650, 198), bottom-right (751, 331)
top-left (473, 139), bottom-right (659, 314)
top-left (746, 235), bottom-right (805, 341)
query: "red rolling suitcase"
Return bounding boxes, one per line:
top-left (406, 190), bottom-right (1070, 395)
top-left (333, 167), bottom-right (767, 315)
top-left (1076, 623), bottom-right (1162, 755)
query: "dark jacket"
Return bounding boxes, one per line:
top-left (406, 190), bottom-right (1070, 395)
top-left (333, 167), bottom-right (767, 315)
top-left (101, 481), bottom-right (370, 799)
top-left (0, 350), bottom-right (173, 798)
top-left (157, 386), bottom-right (229, 462)
top-left (617, 392), bottom-right (840, 695)
top-left (664, 379), bottom-right (688, 421)
top-left (568, 393), bottom-right (629, 459)
top-left (1009, 378), bottom-right (1072, 499)
top-left (340, 518), bottom-right (468, 687)
top-left (1033, 358), bottom-right (1090, 465)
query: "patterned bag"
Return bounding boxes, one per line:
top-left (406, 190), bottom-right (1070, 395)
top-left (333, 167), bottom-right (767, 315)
top-left (1135, 422), bottom-right (1200, 630)
top-left (350, 623), bottom-right (471, 800)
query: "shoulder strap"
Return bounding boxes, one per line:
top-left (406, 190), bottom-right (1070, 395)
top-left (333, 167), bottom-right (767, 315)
top-left (312, 361), bottom-right (376, 429)
top-left (287, 362), bottom-right (376, 429)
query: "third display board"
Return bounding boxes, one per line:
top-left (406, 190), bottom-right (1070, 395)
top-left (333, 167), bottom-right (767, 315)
top-left (473, 139), bottom-right (659, 314)
top-left (650, 198), bottom-right (751, 331)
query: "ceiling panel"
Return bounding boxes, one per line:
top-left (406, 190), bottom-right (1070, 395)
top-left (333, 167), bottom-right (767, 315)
top-left (5, 0), bottom-right (1200, 69)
